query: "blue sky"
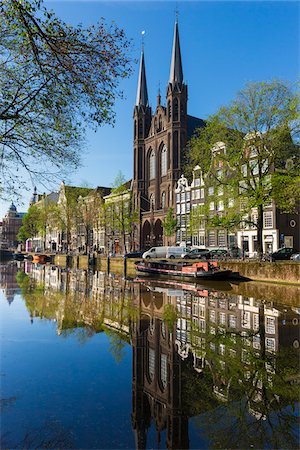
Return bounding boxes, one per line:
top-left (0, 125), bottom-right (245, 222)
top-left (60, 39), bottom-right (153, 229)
top-left (1, 0), bottom-right (299, 218)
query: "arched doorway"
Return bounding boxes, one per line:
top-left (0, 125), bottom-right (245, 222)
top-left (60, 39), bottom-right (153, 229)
top-left (154, 219), bottom-right (163, 246)
top-left (142, 220), bottom-right (151, 249)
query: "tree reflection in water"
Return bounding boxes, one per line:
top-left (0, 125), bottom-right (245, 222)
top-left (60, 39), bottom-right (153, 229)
top-left (14, 264), bottom-right (299, 449)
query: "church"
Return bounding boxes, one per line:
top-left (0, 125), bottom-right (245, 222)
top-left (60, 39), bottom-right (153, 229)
top-left (132, 19), bottom-right (205, 250)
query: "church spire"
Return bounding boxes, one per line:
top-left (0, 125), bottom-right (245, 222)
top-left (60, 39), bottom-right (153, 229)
top-left (169, 19), bottom-right (183, 86)
top-left (136, 49), bottom-right (149, 108)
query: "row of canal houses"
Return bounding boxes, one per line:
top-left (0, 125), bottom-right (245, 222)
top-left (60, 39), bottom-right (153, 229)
top-left (26, 159), bottom-right (298, 257)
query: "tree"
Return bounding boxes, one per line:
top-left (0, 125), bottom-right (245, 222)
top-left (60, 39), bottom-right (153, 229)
top-left (0, 0), bottom-right (132, 198)
top-left (162, 207), bottom-right (177, 245)
top-left (17, 199), bottom-right (58, 249)
top-left (17, 204), bottom-right (41, 243)
top-left (105, 172), bottom-right (138, 254)
top-left (188, 81), bottom-right (300, 257)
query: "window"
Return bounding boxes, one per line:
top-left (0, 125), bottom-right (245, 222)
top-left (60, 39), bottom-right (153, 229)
top-left (209, 310), bottom-right (216, 323)
top-left (266, 316), bottom-right (275, 334)
top-left (253, 314), bottom-right (259, 331)
top-left (160, 354), bottom-right (167, 388)
top-left (161, 146), bottom-right (167, 176)
top-left (200, 188), bottom-right (205, 199)
top-left (191, 190), bottom-right (195, 200)
top-left (195, 189), bottom-right (200, 200)
top-left (250, 159), bottom-right (259, 175)
top-left (263, 211), bottom-right (273, 228)
top-left (229, 315), bottom-right (237, 328)
top-left (149, 348), bottom-right (155, 380)
top-left (176, 193), bottom-right (180, 203)
top-left (208, 231), bottom-right (216, 246)
top-left (149, 150), bottom-right (156, 179)
top-left (167, 100), bottom-right (171, 121)
top-left (218, 187), bottom-right (223, 196)
top-left (161, 192), bottom-right (166, 209)
top-left (228, 198), bottom-right (234, 208)
top-left (209, 202), bottom-right (214, 211)
top-left (218, 231), bottom-right (226, 247)
top-left (218, 200), bottom-right (224, 211)
top-left (186, 203), bottom-right (190, 213)
top-left (242, 311), bottom-right (251, 329)
top-left (208, 186), bottom-right (214, 196)
top-left (266, 337), bottom-right (276, 352)
top-left (195, 178), bottom-right (200, 186)
top-left (181, 192), bottom-right (185, 202)
top-left (150, 194), bottom-right (155, 210)
top-left (186, 191), bottom-right (190, 201)
top-left (242, 164), bottom-right (247, 177)
top-left (219, 312), bottom-right (226, 325)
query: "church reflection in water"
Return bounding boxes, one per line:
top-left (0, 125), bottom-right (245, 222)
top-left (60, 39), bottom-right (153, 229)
top-left (4, 261), bottom-right (300, 449)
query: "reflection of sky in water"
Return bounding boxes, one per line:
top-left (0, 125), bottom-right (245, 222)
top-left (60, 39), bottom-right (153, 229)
top-left (0, 263), bottom-right (299, 449)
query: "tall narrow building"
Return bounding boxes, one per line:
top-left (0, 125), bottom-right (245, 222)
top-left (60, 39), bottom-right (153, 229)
top-left (132, 19), bottom-right (205, 249)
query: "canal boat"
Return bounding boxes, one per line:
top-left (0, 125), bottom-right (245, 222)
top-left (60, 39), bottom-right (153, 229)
top-left (32, 254), bottom-right (50, 264)
top-left (135, 259), bottom-right (233, 281)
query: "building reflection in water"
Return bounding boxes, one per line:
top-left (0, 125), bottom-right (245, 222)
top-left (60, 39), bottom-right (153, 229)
top-left (9, 263), bottom-right (300, 449)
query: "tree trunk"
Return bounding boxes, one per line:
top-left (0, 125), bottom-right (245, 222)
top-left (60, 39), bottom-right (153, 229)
top-left (257, 204), bottom-right (264, 259)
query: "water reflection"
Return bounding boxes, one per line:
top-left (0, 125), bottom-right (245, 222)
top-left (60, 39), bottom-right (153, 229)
top-left (1, 262), bottom-right (300, 449)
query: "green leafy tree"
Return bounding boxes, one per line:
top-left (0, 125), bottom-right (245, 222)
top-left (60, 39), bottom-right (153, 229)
top-left (162, 207), bottom-right (177, 245)
top-left (17, 204), bottom-right (41, 242)
top-left (105, 172), bottom-right (138, 254)
top-left (187, 81), bottom-right (299, 257)
top-left (0, 0), bottom-right (132, 199)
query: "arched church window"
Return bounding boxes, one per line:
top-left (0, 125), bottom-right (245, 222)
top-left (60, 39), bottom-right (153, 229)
top-left (149, 150), bottom-right (156, 180)
top-left (154, 117), bottom-right (157, 133)
top-left (149, 348), bottom-right (155, 381)
top-left (161, 145), bottom-right (167, 176)
top-left (167, 100), bottom-right (171, 121)
top-left (173, 98), bottom-right (179, 121)
top-left (161, 192), bottom-right (166, 209)
top-left (160, 354), bottom-right (167, 388)
top-left (134, 120), bottom-right (137, 139)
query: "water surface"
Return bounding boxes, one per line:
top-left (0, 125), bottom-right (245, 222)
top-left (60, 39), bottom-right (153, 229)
top-left (1, 262), bottom-right (299, 449)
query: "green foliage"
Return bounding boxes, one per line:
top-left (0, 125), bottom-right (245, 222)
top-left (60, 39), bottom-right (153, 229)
top-left (163, 303), bottom-right (177, 329)
top-left (162, 207), bottom-right (177, 238)
top-left (187, 80), bottom-right (300, 253)
top-left (105, 171), bottom-right (138, 253)
top-left (0, 0), bottom-right (132, 199)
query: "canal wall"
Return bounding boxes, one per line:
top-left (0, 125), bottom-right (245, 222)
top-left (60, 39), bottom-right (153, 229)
top-left (52, 255), bottom-right (300, 285)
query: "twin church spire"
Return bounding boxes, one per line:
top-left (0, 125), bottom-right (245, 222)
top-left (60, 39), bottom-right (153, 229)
top-left (135, 19), bottom-right (184, 107)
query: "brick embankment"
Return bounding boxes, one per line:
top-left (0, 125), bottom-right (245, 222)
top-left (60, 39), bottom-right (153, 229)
top-left (219, 261), bottom-right (300, 285)
top-left (52, 255), bottom-right (300, 285)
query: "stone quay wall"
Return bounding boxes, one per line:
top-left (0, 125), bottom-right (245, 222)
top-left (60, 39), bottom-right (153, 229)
top-left (52, 255), bottom-right (300, 285)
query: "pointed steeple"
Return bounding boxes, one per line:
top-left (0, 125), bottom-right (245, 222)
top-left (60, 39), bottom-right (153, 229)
top-left (169, 19), bottom-right (183, 86)
top-left (136, 50), bottom-right (149, 108)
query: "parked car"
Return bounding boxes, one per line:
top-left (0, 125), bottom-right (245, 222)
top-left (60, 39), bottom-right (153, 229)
top-left (271, 247), bottom-right (298, 261)
top-left (290, 252), bottom-right (300, 261)
top-left (183, 248), bottom-right (210, 259)
top-left (143, 246), bottom-right (189, 259)
top-left (124, 250), bottom-right (145, 258)
top-left (208, 248), bottom-right (230, 259)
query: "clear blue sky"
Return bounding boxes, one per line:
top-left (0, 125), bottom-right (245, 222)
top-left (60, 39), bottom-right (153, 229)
top-left (1, 0), bottom-right (299, 218)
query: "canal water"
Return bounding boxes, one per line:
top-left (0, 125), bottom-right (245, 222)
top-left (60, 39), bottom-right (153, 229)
top-left (1, 261), bottom-right (299, 449)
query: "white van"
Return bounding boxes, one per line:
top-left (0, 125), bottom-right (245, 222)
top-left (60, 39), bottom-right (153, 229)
top-left (142, 246), bottom-right (189, 259)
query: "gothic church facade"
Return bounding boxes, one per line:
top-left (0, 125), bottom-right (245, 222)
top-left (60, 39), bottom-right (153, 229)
top-left (132, 20), bottom-right (204, 249)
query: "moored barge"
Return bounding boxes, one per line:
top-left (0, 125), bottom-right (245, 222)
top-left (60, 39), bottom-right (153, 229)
top-left (135, 260), bottom-right (233, 281)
